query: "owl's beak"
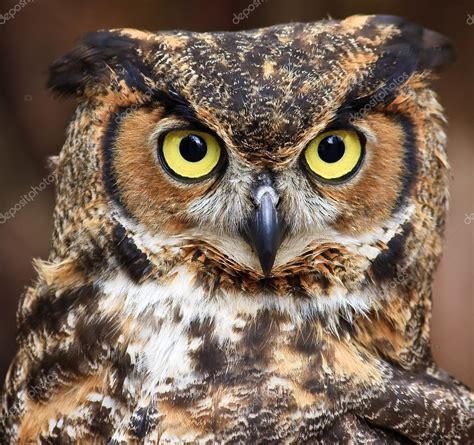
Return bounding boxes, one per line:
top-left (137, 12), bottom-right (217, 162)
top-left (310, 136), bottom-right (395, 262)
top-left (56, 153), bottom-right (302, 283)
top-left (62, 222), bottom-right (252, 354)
top-left (245, 187), bottom-right (283, 277)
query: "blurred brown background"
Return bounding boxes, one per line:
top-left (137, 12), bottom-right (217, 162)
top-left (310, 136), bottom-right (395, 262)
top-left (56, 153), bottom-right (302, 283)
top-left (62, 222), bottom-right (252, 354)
top-left (0, 0), bottom-right (472, 387)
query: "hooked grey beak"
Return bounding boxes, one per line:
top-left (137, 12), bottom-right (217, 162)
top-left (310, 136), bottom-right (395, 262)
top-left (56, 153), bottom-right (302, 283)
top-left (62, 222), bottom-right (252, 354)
top-left (245, 182), bottom-right (284, 277)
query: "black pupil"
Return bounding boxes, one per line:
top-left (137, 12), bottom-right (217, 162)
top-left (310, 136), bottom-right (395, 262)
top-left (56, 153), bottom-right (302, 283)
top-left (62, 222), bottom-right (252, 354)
top-left (179, 135), bottom-right (207, 162)
top-left (318, 135), bottom-right (346, 163)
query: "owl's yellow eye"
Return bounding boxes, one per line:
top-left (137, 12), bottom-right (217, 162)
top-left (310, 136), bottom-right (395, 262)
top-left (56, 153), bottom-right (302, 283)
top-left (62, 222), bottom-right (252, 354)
top-left (159, 130), bottom-right (223, 180)
top-left (303, 130), bottom-right (364, 181)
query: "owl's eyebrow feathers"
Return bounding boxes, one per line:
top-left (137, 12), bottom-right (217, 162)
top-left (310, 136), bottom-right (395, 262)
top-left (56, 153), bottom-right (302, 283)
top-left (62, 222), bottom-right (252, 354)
top-left (334, 58), bottom-right (413, 124)
top-left (333, 83), bottom-right (404, 124)
top-left (147, 89), bottom-right (212, 130)
top-left (152, 89), bottom-right (194, 118)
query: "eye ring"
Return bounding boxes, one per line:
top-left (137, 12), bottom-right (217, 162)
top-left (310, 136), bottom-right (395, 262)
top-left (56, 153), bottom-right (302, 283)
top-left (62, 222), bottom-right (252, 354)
top-left (157, 129), bottom-right (227, 183)
top-left (302, 129), bottom-right (366, 183)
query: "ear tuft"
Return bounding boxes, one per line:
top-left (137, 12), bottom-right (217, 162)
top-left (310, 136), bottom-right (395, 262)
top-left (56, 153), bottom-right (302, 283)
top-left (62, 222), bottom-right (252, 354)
top-left (369, 15), bottom-right (456, 73)
top-left (47, 31), bottom-right (152, 98)
top-left (418, 27), bottom-right (456, 72)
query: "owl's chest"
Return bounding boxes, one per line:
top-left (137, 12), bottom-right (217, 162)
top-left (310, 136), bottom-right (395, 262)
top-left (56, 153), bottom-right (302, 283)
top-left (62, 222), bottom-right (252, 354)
top-left (119, 320), bottom-right (328, 442)
top-left (103, 274), bottom-right (382, 442)
top-left (118, 320), bottom-right (382, 443)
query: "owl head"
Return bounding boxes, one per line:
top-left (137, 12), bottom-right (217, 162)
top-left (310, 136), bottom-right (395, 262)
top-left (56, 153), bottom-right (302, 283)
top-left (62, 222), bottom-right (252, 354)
top-left (46, 15), bottom-right (454, 325)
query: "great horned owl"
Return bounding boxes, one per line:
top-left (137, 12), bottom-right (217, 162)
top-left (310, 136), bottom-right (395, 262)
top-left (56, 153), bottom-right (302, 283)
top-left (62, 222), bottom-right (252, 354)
top-left (1, 14), bottom-right (473, 444)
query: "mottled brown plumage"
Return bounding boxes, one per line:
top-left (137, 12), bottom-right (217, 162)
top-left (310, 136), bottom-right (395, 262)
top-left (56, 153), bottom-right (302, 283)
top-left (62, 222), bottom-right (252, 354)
top-left (1, 15), bottom-right (473, 444)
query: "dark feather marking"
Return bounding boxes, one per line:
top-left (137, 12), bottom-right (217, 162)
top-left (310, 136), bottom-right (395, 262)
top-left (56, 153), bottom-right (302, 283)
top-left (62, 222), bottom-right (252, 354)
top-left (26, 314), bottom-right (120, 402)
top-left (130, 406), bottom-right (158, 439)
top-left (371, 222), bottom-right (412, 282)
top-left (18, 285), bottom-right (98, 339)
top-left (293, 322), bottom-right (322, 355)
top-left (109, 349), bottom-right (134, 404)
top-left (188, 317), bottom-right (214, 338)
top-left (191, 340), bottom-right (226, 377)
top-left (112, 224), bottom-right (153, 282)
top-left (102, 107), bottom-right (126, 210)
top-left (152, 88), bottom-right (200, 124)
top-left (173, 306), bottom-right (183, 324)
top-left (287, 275), bottom-right (310, 299)
top-left (48, 31), bottom-right (155, 97)
top-left (321, 414), bottom-right (414, 444)
top-left (107, 439), bottom-right (125, 445)
top-left (368, 15), bottom-right (456, 72)
top-left (240, 309), bottom-right (281, 366)
top-left (393, 114), bottom-right (418, 212)
top-left (361, 419), bottom-right (415, 444)
top-left (188, 318), bottom-right (226, 377)
top-left (74, 235), bottom-right (107, 275)
top-left (88, 401), bottom-right (115, 439)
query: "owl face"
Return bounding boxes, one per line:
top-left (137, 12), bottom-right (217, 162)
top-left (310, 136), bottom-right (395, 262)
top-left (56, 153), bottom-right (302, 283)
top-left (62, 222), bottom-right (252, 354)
top-left (110, 89), bottom-right (410, 277)
top-left (49, 15), bottom-right (453, 300)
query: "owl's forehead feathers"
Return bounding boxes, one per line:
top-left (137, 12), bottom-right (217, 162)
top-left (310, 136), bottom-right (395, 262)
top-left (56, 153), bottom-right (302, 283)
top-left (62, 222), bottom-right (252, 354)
top-left (153, 26), bottom-right (364, 154)
top-left (48, 15), bottom-right (454, 158)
